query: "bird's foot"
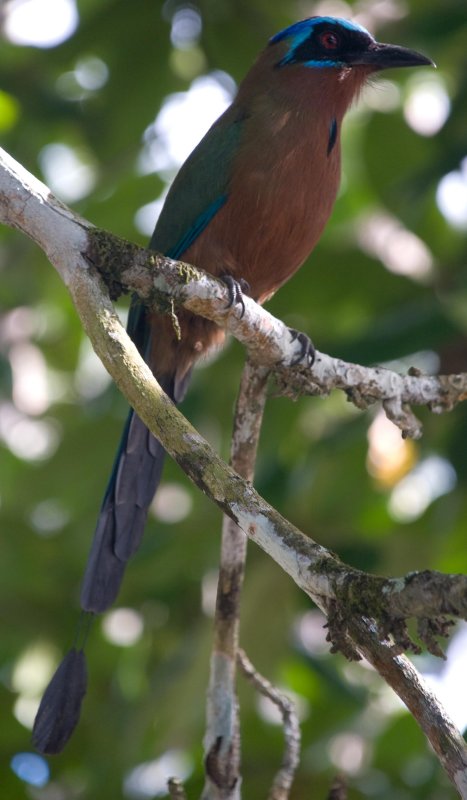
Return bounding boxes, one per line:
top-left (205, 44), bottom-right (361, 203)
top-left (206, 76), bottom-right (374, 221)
top-left (220, 274), bottom-right (250, 319)
top-left (288, 328), bottom-right (315, 368)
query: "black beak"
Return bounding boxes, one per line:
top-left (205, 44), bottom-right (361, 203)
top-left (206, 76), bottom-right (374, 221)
top-left (350, 42), bottom-right (435, 71)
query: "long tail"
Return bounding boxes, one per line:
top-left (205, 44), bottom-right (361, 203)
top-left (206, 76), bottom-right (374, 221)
top-left (33, 303), bottom-right (198, 753)
top-left (80, 373), bottom-right (175, 613)
top-left (80, 297), bottom-right (197, 613)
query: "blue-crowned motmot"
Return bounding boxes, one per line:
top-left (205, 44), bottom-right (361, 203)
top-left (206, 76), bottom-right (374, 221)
top-left (33, 17), bottom-right (432, 753)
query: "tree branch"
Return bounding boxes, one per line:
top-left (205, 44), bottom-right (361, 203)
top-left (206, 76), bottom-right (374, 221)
top-left (168, 777), bottom-right (188, 800)
top-left (237, 648), bottom-right (301, 800)
top-left (348, 616), bottom-right (467, 798)
top-left (327, 775), bottom-right (347, 800)
top-left (3, 146), bottom-right (467, 438)
top-left (85, 226), bottom-right (467, 440)
top-left (203, 360), bottom-right (268, 799)
top-left (2, 147), bottom-right (467, 794)
top-left (3, 147), bottom-right (464, 635)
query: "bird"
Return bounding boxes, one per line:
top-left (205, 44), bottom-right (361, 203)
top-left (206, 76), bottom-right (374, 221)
top-left (79, 16), bottom-right (432, 614)
top-left (33, 16), bottom-right (433, 756)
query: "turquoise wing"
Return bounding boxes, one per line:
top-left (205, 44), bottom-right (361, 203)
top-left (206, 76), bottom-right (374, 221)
top-left (128, 104), bottom-right (245, 351)
top-left (149, 105), bottom-right (244, 258)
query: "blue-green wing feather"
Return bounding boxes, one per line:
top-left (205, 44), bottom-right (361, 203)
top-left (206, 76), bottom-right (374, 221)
top-left (165, 193), bottom-right (228, 260)
top-left (149, 105), bottom-right (244, 257)
top-left (128, 106), bottom-right (245, 355)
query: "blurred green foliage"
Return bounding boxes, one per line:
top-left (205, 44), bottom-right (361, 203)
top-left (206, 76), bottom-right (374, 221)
top-left (0, 0), bottom-right (466, 798)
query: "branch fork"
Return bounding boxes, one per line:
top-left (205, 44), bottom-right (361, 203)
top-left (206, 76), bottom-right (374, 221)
top-left (1, 147), bottom-right (467, 796)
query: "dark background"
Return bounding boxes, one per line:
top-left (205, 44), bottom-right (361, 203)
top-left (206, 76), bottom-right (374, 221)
top-left (1, 0), bottom-right (466, 797)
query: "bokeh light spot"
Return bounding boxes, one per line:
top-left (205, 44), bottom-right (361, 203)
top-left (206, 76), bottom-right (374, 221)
top-left (124, 750), bottom-right (192, 798)
top-left (367, 410), bottom-right (416, 488)
top-left (389, 455), bottom-right (456, 522)
top-left (404, 75), bottom-right (450, 137)
top-left (151, 483), bottom-right (193, 523)
top-left (170, 6), bottom-right (202, 49)
top-left (75, 56), bottom-right (109, 90)
top-left (140, 72), bottom-right (235, 177)
top-left (12, 642), bottom-right (58, 697)
top-left (4, 0), bottom-right (78, 48)
top-left (13, 696), bottom-right (40, 729)
top-left (38, 143), bottom-right (96, 203)
top-left (437, 158), bottom-right (467, 231)
top-left (9, 342), bottom-right (49, 415)
top-left (102, 608), bottom-right (144, 647)
top-left (0, 403), bottom-right (60, 461)
top-left (357, 211), bottom-right (434, 281)
top-left (30, 499), bottom-right (70, 536)
top-left (328, 732), bottom-right (369, 774)
top-left (11, 752), bottom-right (49, 787)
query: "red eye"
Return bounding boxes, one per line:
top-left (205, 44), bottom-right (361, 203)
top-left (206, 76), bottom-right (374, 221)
top-left (319, 31), bottom-right (340, 50)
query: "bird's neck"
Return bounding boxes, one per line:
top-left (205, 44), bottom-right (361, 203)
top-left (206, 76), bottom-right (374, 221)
top-left (237, 47), bottom-right (370, 128)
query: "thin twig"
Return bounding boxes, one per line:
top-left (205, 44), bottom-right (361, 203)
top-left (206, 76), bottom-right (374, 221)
top-left (327, 774), bottom-right (347, 800)
top-left (237, 648), bottom-right (301, 800)
top-left (203, 360), bottom-right (269, 799)
top-left (168, 777), bottom-right (188, 800)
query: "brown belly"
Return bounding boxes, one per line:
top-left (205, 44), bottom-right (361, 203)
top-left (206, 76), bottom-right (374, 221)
top-left (151, 122), bottom-right (341, 382)
top-left (185, 133), bottom-right (340, 302)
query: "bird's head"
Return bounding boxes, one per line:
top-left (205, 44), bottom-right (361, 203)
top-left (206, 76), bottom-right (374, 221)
top-left (235, 17), bottom-right (433, 132)
top-left (270, 16), bottom-right (433, 73)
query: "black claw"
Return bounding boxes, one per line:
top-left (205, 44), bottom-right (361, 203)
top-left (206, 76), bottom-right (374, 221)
top-left (220, 274), bottom-right (250, 319)
top-left (288, 328), bottom-right (315, 367)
